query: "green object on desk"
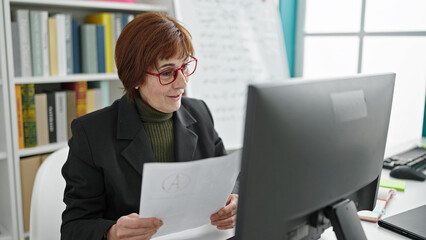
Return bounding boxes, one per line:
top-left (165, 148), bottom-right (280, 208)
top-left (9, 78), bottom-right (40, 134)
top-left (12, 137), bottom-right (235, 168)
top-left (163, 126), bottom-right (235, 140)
top-left (380, 179), bottom-right (406, 192)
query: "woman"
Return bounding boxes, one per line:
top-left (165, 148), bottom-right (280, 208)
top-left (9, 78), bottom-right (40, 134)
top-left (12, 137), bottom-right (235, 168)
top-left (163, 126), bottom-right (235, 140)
top-left (61, 12), bottom-right (238, 239)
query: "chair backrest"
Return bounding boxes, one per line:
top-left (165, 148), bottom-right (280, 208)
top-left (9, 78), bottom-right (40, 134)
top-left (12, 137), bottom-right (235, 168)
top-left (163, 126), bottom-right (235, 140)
top-left (30, 146), bottom-right (69, 240)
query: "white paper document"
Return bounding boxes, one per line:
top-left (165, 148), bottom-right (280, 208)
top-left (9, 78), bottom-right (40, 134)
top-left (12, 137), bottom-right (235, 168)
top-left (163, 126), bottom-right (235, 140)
top-left (139, 151), bottom-right (241, 237)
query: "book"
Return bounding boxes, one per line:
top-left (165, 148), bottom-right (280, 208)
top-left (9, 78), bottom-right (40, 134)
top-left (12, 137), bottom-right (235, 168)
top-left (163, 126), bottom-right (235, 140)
top-left (15, 9), bottom-right (33, 77)
top-left (63, 82), bottom-right (87, 117)
top-left (20, 155), bottom-right (42, 232)
top-left (40, 11), bottom-right (49, 77)
top-left (55, 91), bottom-right (68, 142)
top-left (54, 13), bottom-right (67, 76)
top-left (101, 81), bottom-right (110, 107)
top-left (29, 10), bottom-right (43, 76)
top-left (15, 85), bottom-right (25, 149)
top-left (21, 84), bottom-right (37, 148)
top-left (34, 93), bottom-right (49, 146)
top-left (11, 22), bottom-right (22, 77)
top-left (122, 14), bottom-right (134, 29)
top-left (80, 24), bottom-right (98, 73)
top-left (86, 88), bottom-right (102, 113)
top-left (86, 13), bottom-right (113, 73)
top-left (48, 17), bottom-right (58, 76)
top-left (65, 91), bottom-right (76, 139)
top-left (96, 25), bottom-right (105, 73)
top-left (46, 92), bottom-right (57, 143)
top-left (64, 13), bottom-right (73, 74)
top-left (109, 79), bottom-right (124, 105)
top-left (72, 20), bottom-right (81, 73)
top-left (358, 187), bottom-right (396, 223)
top-left (113, 13), bottom-right (122, 44)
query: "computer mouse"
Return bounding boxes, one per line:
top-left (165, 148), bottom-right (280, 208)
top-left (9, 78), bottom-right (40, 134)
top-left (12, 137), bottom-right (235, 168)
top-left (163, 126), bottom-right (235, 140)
top-left (390, 166), bottom-right (426, 181)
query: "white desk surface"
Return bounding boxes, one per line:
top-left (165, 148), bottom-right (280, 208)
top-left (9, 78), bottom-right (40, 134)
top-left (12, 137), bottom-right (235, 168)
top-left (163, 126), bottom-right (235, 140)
top-left (155, 168), bottom-right (425, 240)
top-left (152, 224), bottom-right (234, 240)
top-left (320, 169), bottom-right (426, 240)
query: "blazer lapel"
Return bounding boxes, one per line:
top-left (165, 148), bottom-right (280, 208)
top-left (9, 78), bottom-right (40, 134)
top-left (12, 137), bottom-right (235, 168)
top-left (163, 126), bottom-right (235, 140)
top-left (117, 96), bottom-right (155, 176)
top-left (174, 105), bottom-right (198, 162)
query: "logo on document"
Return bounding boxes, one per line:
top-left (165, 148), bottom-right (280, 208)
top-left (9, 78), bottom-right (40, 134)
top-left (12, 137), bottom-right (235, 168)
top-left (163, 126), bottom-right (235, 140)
top-left (162, 173), bottom-right (191, 193)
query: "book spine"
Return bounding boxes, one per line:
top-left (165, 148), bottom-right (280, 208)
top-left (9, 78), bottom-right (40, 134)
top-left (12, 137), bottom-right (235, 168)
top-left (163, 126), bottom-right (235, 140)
top-left (20, 155), bottom-right (42, 232)
top-left (72, 20), bottom-right (81, 73)
top-left (55, 91), bottom-right (68, 142)
top-left (62, 82), bottom-right (87, 118)
top-left (55, 14), bottom-right (67, 76)
top-left (127, 14), bottom-right (134, 24)
top-left (86, 13), bottom-right (113, 73)
top-left (96, 25), bottom-right (105, 73)
top-left (101, 80), bottom-right (110, 107)
top-left (110, 13), bottom-right (117, 72)
top-left (16, 9), bottom-right (33, 77)
top-left (46, 92), bottom-right (57, 143)
top-left (65, 91), bottom-right (76, 139)
top-left (64, 13), bottom-right (74, 74)
top-left (86, 88), bottom-right (95, 113)
top-left (30, 11), bottom-right (43, 77)
top-left (15, 85), bottom-right (25, 149)
top-left (48, 18), bottom-right (58, 76)
top-left (122, 14), bottom-right (128, 29)
top-left (34, 93), bottom-right (49, 146)
top-left (11, 22), bottom-right (22, 77)
top-left (21, 84), bottom-right (37, 148)
top-left (114, 13), bottom-right (122, 44)
top-left (80, 24), bottom-right (98, 73)
top-left (76, 82), bottom-right (88, 117)
top-left (40, 11), bottom-right (50, 77)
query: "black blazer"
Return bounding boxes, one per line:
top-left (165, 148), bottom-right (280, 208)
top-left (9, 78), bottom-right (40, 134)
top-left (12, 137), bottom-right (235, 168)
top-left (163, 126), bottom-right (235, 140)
top-left (61, 96), bottom-right (230, 240)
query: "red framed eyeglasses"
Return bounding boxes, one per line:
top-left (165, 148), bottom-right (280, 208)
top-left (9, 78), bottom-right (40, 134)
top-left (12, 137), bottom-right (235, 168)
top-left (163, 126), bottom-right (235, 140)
top-left (146, 56), bottom-right (198, 85)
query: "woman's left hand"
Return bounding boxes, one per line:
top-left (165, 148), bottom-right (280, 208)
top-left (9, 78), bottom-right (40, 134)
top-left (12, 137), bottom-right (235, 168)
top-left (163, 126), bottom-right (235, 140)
top-left (210, 194), bottom-right (238, 230)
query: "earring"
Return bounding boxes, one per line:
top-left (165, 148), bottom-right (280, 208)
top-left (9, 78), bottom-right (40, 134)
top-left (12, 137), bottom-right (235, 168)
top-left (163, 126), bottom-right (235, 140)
top-left (135, 86), bottom-right (139, 89)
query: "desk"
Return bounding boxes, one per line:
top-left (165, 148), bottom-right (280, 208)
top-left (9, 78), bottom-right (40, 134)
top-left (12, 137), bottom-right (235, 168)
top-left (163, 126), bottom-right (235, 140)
top-left (320, 169), bottom-right (426, 240)
top-left (153, 224), bottom-right (234, 240)
top-left (155, 168), bottom-right (425, 240)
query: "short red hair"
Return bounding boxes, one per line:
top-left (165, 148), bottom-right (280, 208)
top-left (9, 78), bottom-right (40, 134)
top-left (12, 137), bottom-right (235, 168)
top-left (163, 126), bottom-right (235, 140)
top-left (115, 12), bottom-right (194, 100)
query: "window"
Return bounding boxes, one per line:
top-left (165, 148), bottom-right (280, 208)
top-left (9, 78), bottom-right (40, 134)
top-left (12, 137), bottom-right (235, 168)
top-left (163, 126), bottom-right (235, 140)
top-left (296, 0), bottom-right (426, 79)
top-left (295, 0), bottom-right (426, 153)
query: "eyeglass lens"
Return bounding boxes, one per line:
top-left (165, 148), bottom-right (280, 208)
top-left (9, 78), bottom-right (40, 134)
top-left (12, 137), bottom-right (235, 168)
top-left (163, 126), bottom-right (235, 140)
top-left (160, 60), bottom-right (196, 84)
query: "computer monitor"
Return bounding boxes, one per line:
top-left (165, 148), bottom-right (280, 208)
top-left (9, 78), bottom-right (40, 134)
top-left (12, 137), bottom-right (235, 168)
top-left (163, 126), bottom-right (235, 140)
top-left (235, 73), bottom-right (395, 240)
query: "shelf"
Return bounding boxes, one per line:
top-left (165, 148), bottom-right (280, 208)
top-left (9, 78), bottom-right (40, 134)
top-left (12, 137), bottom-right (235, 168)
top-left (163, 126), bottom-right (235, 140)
top-left (19, 142), bottom-right (67, 157)
top-left (14, 73), bottom-right (119, 84)
top-left (0, 152), bottom-right (6, 161)
top-left (9, 0), bottom-right (167, 12)
top-left (0, 224), bottom-right (12, 240)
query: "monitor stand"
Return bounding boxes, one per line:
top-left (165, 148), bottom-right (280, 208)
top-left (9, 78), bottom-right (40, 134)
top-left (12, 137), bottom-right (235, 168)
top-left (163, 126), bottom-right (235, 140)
top-left (325, 199), bottom-right (368, 240)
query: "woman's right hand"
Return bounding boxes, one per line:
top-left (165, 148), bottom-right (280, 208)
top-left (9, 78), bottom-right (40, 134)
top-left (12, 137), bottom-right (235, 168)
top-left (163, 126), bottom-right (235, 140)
top-left (107, 213), bottom-right (163, 240)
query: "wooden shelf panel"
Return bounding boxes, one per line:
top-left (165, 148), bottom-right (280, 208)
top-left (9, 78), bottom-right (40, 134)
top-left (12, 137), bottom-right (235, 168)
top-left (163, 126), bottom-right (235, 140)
top-left (14, 73), bottom-right (119, 84)
top-left (19, 142), bottom-right (67, 157)
top-left (9, 0), bottom-right (167, 12)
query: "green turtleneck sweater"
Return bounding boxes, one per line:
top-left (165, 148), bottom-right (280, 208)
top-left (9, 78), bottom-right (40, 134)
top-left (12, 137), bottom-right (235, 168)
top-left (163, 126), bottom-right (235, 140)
top-left (135, 96), bottom-right (175, 162)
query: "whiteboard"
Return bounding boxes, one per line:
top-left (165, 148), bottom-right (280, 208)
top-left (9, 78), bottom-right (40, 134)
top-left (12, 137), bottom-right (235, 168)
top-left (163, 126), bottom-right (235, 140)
top-left (174, 0), bottom-right (289, 149)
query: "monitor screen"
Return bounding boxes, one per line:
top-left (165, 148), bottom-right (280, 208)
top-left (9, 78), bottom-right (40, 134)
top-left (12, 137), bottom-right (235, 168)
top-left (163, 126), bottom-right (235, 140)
top-left (235, 73), bottom-right (395, 240)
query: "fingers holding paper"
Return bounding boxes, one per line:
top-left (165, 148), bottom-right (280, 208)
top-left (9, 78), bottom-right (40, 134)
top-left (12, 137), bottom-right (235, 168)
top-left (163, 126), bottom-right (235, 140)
top-left (107, 213), bottom-right (163, 240)
top-left (210, 194), bottom-right (238, 230)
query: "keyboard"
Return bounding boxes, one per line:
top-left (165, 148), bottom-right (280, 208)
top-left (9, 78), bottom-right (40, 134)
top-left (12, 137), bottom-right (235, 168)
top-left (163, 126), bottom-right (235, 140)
top-left (383, 147), bottom-right (426, 171)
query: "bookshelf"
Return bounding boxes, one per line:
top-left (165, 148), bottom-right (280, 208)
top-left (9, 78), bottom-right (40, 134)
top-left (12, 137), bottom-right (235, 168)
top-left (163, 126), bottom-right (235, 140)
top-left (0, 0), bottom-right (19, 239)
top-left (0, 0), bottom-right (170, 239)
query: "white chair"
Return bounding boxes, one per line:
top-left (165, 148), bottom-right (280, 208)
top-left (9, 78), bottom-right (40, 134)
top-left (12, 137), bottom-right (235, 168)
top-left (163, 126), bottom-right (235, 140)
top-left (30, 146), bottom-right (69, 240)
